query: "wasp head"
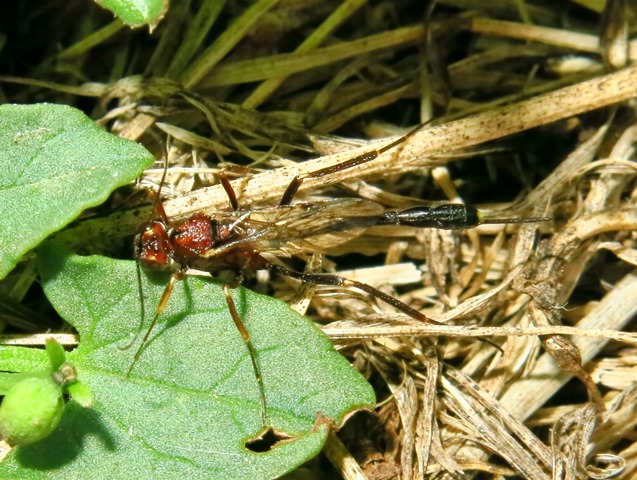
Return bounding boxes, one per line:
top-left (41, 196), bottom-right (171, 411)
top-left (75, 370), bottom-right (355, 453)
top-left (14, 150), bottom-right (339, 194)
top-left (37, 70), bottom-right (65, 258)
top-left (136, 220), bottom-right (176, 271)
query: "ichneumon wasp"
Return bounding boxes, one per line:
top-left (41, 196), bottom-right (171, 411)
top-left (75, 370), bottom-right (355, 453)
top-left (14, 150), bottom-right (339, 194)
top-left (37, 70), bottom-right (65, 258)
top-left (125, 121), bottom-right (548, 429)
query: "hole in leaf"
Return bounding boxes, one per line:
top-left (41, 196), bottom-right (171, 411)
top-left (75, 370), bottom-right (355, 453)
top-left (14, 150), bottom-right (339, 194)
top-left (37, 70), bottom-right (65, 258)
top-left (245, 428), bottom-right (294, 453)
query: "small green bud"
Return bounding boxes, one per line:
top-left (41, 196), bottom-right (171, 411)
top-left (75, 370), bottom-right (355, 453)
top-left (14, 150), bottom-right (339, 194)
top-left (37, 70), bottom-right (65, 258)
top-left (0, 376), bottom-right (64, 446)
top-left (52, 362), bottom-right (77, 387)
top-left (45, 338), bottom-right (66, 372)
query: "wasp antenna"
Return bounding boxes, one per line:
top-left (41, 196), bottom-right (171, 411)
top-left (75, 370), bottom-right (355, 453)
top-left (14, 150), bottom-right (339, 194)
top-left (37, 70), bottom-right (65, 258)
top-left (150, 138), bottom-right (171, 224)
top-left (118, 262), bottom-right (147, 352)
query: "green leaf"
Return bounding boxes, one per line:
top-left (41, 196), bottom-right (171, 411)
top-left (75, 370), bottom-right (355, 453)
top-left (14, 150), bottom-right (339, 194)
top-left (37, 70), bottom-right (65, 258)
top-left (0, 104), bottom-right (154, 279)
top-left (0, 244), bottom-right (375, 479)
top-left (95, 0), bottom-right (168, 30)
top-left (0, 347), bottom-right (48, 375)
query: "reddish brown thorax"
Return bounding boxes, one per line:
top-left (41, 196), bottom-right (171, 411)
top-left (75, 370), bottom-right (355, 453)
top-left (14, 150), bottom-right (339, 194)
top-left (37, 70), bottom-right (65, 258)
top-left (172, 213), bottom-right (216, 259)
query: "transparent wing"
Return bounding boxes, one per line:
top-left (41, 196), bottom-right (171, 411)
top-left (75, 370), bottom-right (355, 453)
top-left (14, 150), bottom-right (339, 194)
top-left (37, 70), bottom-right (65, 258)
top-left (203, 198), bottom-right (384, 258)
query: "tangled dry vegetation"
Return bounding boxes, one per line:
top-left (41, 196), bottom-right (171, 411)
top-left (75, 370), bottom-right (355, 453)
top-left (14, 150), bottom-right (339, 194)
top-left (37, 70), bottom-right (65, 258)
top-left (2, 1), bottom-right (637, 479)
